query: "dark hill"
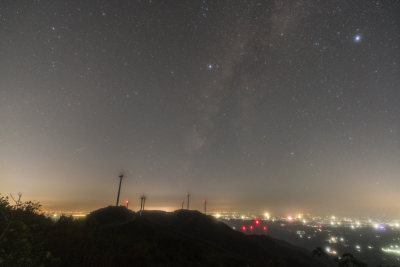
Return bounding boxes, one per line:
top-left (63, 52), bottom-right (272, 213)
top-left (46, 206), bottom-right (328, 266)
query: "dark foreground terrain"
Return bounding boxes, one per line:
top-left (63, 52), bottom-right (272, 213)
top-left (1, 199), bottom-right (329, 266)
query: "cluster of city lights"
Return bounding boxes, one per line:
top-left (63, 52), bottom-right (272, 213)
top-left (325, 247), bottom-right (338, 255)
top-left (240, 219), bottom-right (267, 232)
top-left (211, 211), bottom-right (400, 264)
top-left (48, 212), bottom-right (87, 219)
top-left (382, 245), bottom-right (400, 255)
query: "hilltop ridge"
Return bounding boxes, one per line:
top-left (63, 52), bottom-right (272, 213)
top-left (46, 206), bottom-right (329, 266)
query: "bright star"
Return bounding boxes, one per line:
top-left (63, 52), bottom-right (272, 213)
top-left (354, 34), bottom-right (362, 42)
top-left (207, 64), bottom-right (213, 70)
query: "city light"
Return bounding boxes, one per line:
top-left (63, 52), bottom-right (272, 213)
top-left (382, 247), bottom-right (400, 255)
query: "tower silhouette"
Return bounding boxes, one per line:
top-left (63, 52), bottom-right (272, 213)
top-left (140, 195), bottom-right (146, 211)
top-left (115, 174), bottom-right (124, 206)
top-left (186, 192), bottom-right (190, 210)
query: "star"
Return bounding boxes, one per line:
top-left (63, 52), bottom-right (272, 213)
top-left (354, 34), bottom-right (362, 43)
top-left (207, 64), bottom-right (213, 70)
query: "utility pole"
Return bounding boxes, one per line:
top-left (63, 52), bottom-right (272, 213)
top-left (203, 199), bottom-right (207, 214)
top-left (115, 174), bottom-right (124, 206)
top-left (186, 193), bottom-right (190, 210)
top-left (181, 200), bottom-right (184, 209)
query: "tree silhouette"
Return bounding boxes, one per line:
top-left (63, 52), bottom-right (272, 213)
top-left (312, 247), bottom-right (367, 267)
top-left (312, 246), bottom-right (328, 258)
top-left (0, 193), bottom-right (57, 265)
top-left (334, 252), bottom-right (367, 267)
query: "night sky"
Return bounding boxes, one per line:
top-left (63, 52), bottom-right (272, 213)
top-left (1, 1), bottom-right (399, 216)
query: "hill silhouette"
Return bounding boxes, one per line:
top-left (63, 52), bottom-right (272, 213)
top-left (1, 196), bottom-right (331, 266)
top-left (46, 206), bottom-right (328, 266)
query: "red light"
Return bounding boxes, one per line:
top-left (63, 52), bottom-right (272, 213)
top-left (255, 219), bottom-right (260, 225)
top-left (125, 200), bottom-right (129, 204)
top-left (242, 226), bottom-right (246, 231)
top-left (249, 225), bottom-right (254, 230)
top-left (263, 226), bottom-right (267, 231)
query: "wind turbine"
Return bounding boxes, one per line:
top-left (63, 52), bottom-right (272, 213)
top-left (140, 195), bottom-right (146, 211)
top-left (186, 192), bottom-right (190, 210)
top-left (115, 173), bottom-right (124, 206)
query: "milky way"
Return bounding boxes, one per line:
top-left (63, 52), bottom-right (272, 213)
top-left (0, 1), bottom-right (399, 216)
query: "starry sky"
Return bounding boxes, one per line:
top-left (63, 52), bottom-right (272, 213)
top-left (1, 1), bottom-right (399, 216)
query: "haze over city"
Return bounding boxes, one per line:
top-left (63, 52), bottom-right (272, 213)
top-left (1, 1), bottom-right (399, 217)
